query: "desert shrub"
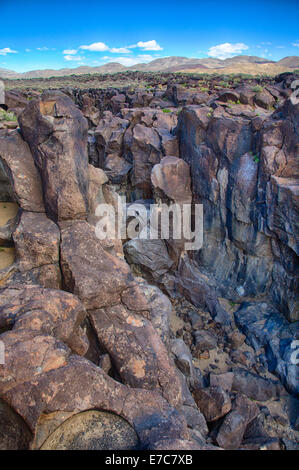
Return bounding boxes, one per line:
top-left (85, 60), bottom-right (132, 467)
top-left (0, 108), bottom-right (17, 122)
top-left (249, 151), bottom-right (260, 163)
top-left (218, 81), bottom-right (229, 87)
top-left (252, 85), bottom-right (263, 93)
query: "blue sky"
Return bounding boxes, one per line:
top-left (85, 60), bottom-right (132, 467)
top-left (1, 0), bottom-right (299, 72)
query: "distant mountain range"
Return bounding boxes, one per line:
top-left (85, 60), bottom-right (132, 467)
top-left (1, 55), bottom-right (299, 79)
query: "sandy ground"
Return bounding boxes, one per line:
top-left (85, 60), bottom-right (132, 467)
top-left (0, 202), bottom-right (18, 270)
top-left (0, 202), bottom-right (18, 227)
top-left (0, 247), bottom-right (15, 270)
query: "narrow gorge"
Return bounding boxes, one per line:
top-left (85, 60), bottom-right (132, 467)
top-left (0, 72), bottom-right (298, 450)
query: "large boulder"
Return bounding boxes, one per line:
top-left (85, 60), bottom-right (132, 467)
top-left (89, 302), bottom-right (183, 408)
top-left (0, 399), bottom-right (32, 450)
top-left (18, 91), bottom-right (89, 222)
top-left (235, 302), bottom-right (299, 394)
top-left (254, 89), bottom-right (276, 110)
top-left (216, 394), bottom-right (259, 449)
top-left (151, 156), bottom-right (192, 203)
top-left (124, 238), bottom-right (174, 280)
top-left (0, 284), bottom-right (189, 449)
top-left (3, 356), bottom-right (188, 450)
top-left (95, 111), bottom-right (129, 167)
top-left (40, 410), bottom-right (139, 450)
top-left (0, 130), bottom-right (44, 212)
top-left (121, 278), bottom-right (172, 347)
top-left (193, 386), bottom-right (231, 422)
top-left (232, 368), bottom-right (280, 401)
top-left (60, 220), bottom-right (133, 309)
top-left (129, 124), bottom-right (162, 198)
top-left (176, 256), bottom-right (231, 325)
top-left (176, 98), bottom-right (298, 337)
top-left (0, 284), bottom-right (89, 356)
top-left (13, 211), bottom-right (60, 272)
top-left (104, 153), bottom-right (132, 183)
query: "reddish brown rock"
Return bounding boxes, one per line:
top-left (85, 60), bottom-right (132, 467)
top-left (193, 386), bottom-right (231, 422)
top-left (79, 92), bottom-right (100, 126)
top-left (218, 90), bottom-right (240, 103)
top-left (0, 283), bottom-right (189, 449)
top-left (153, 110), bottom-right (178, 131)
top-left (216, 410), bottom-right (247, 449)
top-left (60, 220), bottom-right (133, 309)
top-left (210, 372), bottom-right (234, 392)
top-left (216, 394), bottom-right (259, 449)
top-left (0, 330), bottom-right (70, 394)
top-left (39, 409), bottom-right (139, 450)
top-left (123, 278), bottom-right (172, 346)
top-left (87, 164), bottom-right (108, 225)
top-left (235, 85), bottom-right (256, 106)
top-left (0, 399), bottom-right (32, 450)
top-left (124, 238), bottom-right (174, 281)
top-left (18, 91), bottom-right (89, 222)
top-left (13, 211), bottom-right (60, 272)
top-left (0, 130), bottom-right (44, 212)
top-left (95, 111), bottom-right (129, 166)
top-left (89, 303), bottom-right (183, 408)
top-left (104, 153), bottom-right (132, 183)
top-left (254, 89), bottom-right (275, 110)
top-left (130, 124), bottom-right (162, 198)
top-left (4, 90), bottom-right (28, 116)
top-left (2, 356), bottom-right (189, 449)
top-left (0, 284), bottom-right (88, 355)
top-left (151, 156), bottom-right (192, 203)
top-left (10, 263), bottom-right (61, 290)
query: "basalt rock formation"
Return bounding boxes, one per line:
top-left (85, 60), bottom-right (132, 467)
top-left (0, 72), bottom-right (298, 450)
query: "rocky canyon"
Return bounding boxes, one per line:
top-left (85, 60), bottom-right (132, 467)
top-left (0, 70), bottom-right (298, 451)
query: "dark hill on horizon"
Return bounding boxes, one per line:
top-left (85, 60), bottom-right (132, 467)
top-left (0, 55), bottom-right (298, 79)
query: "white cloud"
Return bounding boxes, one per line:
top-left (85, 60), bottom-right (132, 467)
top-left (135, 54), bottom-right (154, 61)
top-left (135, 40), bottom-right (163, 51)
top-left (74, 40), bottom-right (163, 55)
top-left (63, 49), bottom-right (77, 55)
top-left (109, 57), bottom-right (137, 66)
top-left (292, 43), bottom-right (299, 47)
top-left (79, 42), bottom-right (109, 52)
top-left (64, 55), bottom-right (85, 62)
top-left (207, 42), bottom-right (249, 59)
top-left (0, 47), bottom-right (18, 56)
top-left (109, 47), bottom-right (131, 53)
top-left (36, 47), bottom-right (56, 52)
top-left (102, 54), bottom-right (154, 66)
